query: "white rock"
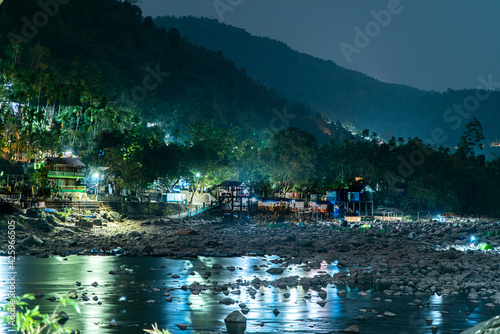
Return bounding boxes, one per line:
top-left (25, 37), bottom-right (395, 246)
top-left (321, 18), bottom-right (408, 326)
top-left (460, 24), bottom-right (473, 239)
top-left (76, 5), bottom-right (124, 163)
top-left (343, 324), bottom-right (359, 333)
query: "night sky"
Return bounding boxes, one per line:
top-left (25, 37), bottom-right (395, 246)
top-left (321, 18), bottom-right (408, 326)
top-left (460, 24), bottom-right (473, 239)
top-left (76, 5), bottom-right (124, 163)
top-left (139, 0), bottom-right (500, 92)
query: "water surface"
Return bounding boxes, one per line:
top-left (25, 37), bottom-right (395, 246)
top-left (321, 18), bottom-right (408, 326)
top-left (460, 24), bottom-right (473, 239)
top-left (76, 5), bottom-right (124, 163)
top-left (0, 256), bottom-right (494, 333)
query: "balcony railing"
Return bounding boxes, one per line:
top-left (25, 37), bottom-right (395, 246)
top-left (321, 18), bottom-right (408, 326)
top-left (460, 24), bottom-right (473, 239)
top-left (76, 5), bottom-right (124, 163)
top-left (54, 186), bottom-right (86, 193)
top-left (47, 171), bottom-right (85, 178)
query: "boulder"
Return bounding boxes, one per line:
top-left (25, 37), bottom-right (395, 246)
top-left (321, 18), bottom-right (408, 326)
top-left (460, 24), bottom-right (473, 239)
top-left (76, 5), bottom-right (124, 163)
top-left (128, 231), bottom-right (141, 238)
top-left (26, 208), bottom-right (41, 218)
top-left (67, 240), bottom-right (78, 247)
top-left (224, 311), bottom-right (247, 323)
top-left (176, 323), bottom-right (187, 330)
top-left (337, 243), bottom-right (352, 252)
top-left (177, 229), bottom-right (198, 236)
top-left (21, 235), bottom-right (44, 247)
top-left (439, 251), bottom-right (459, 260)
top-left (38, 222), bottom-right (54, 233)
top-left (108, 211), bottom-right (121, 222)
top-left (34, 252), bottom-right (50, 258)
top-left (219, 297), bottom-right (235, 305)
top-left (57, 311), bottom-right (69, 324)
top-left (266, 268), bottom-right (284, 275)
top-left (460, 271), bottom-right (482, 281)
top-left (154, 219), bottom-right (167, 226)
top-left (343, 325), bottom-right (360, 333)
top-left (75, 220), bottom-right (93, 228)
top-left (54, 212), bottom-right (66, 222)
top-left (109, 270), bottom-right (126, 275)
top-left (225, 312), bottom-right (247, 334)
top-left (46, 214), bottom-right (57, 225)
top-left (299, 239), bottom-right (313, 247)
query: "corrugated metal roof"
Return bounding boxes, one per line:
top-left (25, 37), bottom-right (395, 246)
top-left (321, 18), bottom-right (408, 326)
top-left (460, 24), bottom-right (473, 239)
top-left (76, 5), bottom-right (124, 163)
top-left (348, 184), bottom-right (376, 193)
top-left (217, 180), bottom-right (244, 187)
top-left (42, 157), bottom-right (86, 167)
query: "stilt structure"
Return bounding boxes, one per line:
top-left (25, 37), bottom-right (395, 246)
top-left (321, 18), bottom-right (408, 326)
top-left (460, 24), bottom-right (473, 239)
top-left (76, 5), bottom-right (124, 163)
top-left (216, 181), bottom-right (254, 213)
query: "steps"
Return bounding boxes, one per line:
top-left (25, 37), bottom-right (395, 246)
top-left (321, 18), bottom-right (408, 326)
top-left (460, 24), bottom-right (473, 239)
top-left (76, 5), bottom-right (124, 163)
top-left (44, 200), bottom-right (101, 213)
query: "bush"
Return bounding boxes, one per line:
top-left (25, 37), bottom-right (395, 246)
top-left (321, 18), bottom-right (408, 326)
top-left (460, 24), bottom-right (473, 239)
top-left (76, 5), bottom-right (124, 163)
top-left (1, 293), bottom-right (80, 334)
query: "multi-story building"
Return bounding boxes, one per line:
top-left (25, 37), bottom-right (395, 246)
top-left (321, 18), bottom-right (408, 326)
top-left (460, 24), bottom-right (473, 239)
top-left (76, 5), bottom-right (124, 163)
top-left (34, 157), bottom-right (87, 199)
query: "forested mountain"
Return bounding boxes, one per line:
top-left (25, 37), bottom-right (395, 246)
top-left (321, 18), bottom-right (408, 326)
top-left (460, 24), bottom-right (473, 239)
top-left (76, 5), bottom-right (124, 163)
top-left (0, 0), bottom-right (499, 216)
top-left (155, 16), bottom-right (500, 156)
top-left (0, 0), bottom-right (350, 160)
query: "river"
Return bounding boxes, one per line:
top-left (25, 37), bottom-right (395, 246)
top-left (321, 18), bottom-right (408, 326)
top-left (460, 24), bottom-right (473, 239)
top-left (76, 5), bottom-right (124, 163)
top-left (0, 256), bottom-right (494, 333)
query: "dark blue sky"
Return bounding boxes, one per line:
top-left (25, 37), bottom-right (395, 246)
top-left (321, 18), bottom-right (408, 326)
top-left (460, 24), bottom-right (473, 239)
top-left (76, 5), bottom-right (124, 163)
top-left (139, 0), bottom-right (500, 92)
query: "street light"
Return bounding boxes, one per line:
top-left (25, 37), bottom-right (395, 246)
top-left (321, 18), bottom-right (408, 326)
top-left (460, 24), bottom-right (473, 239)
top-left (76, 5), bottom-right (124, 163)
top-left (195, 173), bottom-right (201, 187)
top-left (93, 172), bottom-right (99, 201)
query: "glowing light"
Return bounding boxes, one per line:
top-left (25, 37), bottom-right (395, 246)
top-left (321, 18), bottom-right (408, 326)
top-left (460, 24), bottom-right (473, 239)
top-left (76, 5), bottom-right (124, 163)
top-left (195, 173), bottom-right (200, 178)
top-left (93, 173), bottom-right (99, 179)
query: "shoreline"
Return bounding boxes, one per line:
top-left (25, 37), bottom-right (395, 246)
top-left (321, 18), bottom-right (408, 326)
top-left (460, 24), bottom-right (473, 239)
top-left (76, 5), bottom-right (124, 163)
top-left (2, 209), bottom-right (500, 293)
top-left (2, 208), bottom-right (500, 333)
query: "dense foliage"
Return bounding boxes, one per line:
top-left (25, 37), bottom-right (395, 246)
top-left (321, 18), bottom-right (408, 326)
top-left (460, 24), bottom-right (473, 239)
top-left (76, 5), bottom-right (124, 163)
top-left (0, 294), bottom-right (80, 333)
top-left (0, 0), bottom-right (498, 217)
top-left (0, 0), bottom-right (347, 161)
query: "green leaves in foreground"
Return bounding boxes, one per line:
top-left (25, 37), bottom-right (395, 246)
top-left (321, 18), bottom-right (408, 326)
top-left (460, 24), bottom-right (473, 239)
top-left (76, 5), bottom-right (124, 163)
top-left (143, 323), bottom-right (171, 334)
top-left (1, 293), bottom-right (80, 334)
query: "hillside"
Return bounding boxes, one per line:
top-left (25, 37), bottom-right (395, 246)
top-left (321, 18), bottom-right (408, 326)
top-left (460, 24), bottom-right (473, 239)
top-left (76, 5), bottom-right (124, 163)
top-left (0, 0), bottom-right (351, 155)
top-left (0, 1), bottom-right (499, 216)
top-left (154, 16), bottom-right (500, 153)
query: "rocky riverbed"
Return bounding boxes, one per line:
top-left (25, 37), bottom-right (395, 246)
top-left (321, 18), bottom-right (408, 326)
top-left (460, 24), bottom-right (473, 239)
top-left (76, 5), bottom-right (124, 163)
top-left (2, 208), bottom-right (500, 333)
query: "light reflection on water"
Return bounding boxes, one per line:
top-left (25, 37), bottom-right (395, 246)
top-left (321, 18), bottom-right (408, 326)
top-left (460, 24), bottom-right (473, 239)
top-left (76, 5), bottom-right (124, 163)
top-left (0, 256), bottom-right (496, 333)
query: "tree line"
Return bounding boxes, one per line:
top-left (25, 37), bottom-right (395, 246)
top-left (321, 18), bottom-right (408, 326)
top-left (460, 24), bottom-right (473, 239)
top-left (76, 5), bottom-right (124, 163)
top-left (0, 0), bottom-right (498, 216)
top-left (93, 119), bottom-right (500, 217)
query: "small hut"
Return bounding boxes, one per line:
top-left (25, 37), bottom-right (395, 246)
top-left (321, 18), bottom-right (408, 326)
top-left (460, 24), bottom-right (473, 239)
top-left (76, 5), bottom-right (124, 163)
top-left (216, 181), bottom-right (254, 212)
